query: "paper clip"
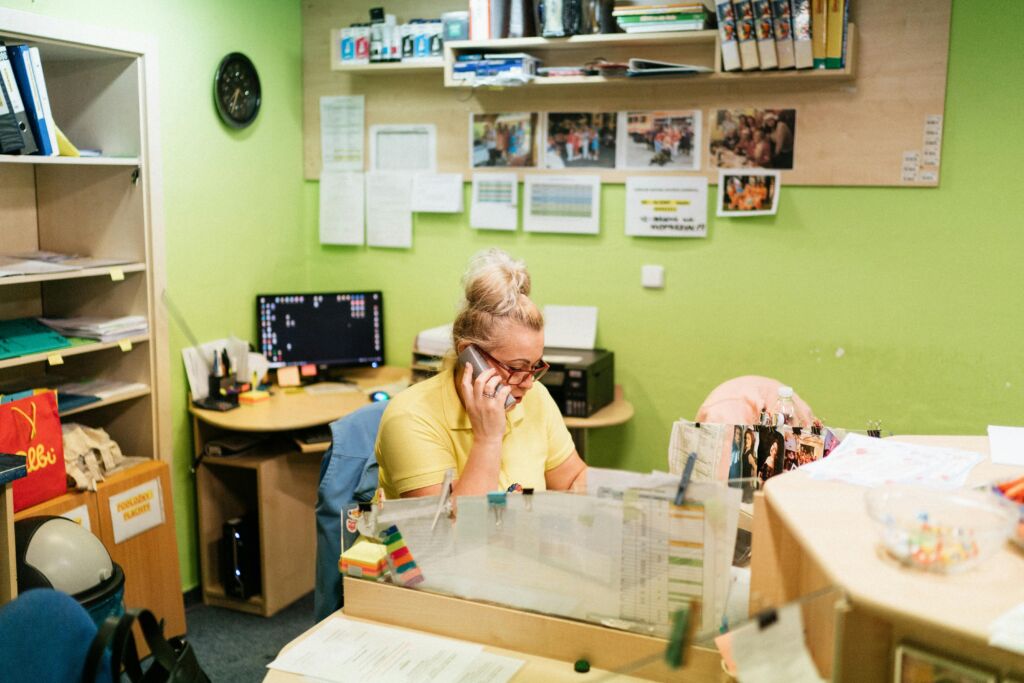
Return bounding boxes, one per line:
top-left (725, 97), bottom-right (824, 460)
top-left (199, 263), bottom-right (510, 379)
top-left (487, 491), bottom-right (507, 528)
top-left (674, 452), bottom-right (697, 506)
top-left (431, 469), bottom-right (455, 531)
top-left (522, 487), bottom-right (534, 511)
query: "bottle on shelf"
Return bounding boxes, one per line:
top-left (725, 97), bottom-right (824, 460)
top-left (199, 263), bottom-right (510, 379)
top-left (774, 385), bottom-right (796, 427)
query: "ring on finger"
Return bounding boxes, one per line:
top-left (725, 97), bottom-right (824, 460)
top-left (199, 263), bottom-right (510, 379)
top-left (482, 391), bottom-right (496, 399)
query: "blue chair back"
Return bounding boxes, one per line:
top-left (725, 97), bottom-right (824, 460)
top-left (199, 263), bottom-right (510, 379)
top-left (314, 400), bottom-right (388, 622)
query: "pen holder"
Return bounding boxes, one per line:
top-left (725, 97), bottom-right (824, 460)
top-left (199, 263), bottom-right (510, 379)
top-left (208, 373), bottom-right (236, 403)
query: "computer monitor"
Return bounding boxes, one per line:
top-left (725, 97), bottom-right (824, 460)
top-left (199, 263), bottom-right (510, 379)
top-left (257, 292), bottom-right (384, 370)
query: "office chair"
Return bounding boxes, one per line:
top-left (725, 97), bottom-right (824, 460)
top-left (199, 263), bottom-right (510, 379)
top-left (0, 588), bottom-right (112, 682)
top-left (314, 400), bottom-right (389, 622)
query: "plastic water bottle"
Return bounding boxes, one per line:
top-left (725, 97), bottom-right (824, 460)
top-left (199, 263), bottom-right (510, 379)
top-left (775, 386), bottom-right (796, 427)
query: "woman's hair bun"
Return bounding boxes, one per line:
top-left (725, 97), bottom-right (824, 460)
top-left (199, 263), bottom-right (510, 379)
top-left (462, 248), bottom-right (531, 315)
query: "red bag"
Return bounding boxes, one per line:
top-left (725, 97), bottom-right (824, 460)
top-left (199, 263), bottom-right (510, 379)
top-left (0, 391), bottom-right (66, 512)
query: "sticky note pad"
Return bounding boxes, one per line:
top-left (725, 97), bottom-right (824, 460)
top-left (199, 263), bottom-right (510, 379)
top-left (118, 340), bottom-right (133, 352)
top-left (277, 365), bottom-right (301, 387)
top-left (109, 268), bottom-right (125, 281)
top-left (300, 363), bottom-right (317, 378)
top-left (47, 354), bottom-right (64, 366)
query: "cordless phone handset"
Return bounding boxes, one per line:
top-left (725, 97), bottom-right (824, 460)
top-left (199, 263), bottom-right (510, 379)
top-left (457, 345), bottom-right (517, 410)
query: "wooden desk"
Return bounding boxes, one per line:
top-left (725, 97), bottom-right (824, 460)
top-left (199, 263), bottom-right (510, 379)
top-left (750, 435), bottom-right (1024, 680)
top-left (190, 366), bottom-right (409, 616)
top-left (264, 578), bottom-right (730, 682)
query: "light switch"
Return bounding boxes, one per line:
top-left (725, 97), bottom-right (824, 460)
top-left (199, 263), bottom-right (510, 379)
top-left (641, 264), bottom-right (664, 289)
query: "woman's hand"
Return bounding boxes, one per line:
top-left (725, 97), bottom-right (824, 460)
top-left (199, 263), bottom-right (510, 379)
top-left (459, 362), bottom-right (511, 444)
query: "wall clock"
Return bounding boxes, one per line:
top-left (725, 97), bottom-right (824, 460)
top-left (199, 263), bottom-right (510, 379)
top-left (214, 52), bottom-right (261, 129)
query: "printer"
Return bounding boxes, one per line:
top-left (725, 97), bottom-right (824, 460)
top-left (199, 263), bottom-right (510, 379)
top-left (539, 347), bottom-right (614, 418)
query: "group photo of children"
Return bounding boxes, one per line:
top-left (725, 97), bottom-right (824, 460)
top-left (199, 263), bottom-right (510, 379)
top-left (710, 108), bottom-right (796, 170)
top-left (543, 112), bottom-right (617, 169)
top-left (717, 171), bottom-right (780, 216)
top-left (618, 110), bottom-right (701, 171)
top-left (470, 112), bottom-right (537, 168)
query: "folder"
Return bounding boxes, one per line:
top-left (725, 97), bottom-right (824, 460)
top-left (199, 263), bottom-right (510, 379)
top-left (731, 0), bottom-right (761, 71)
top-left (810, 0), bottom-right (828, 68)
top-left (7, 44), bottom-right (55, 156)
top-left (771, 0), bottom-right (796, 69)
top-left (0, 43), bottom-right (37, 154)
top-left (28, 47), bottom-right (58, 155)
top-left (752, 0), bottom-right (778, 70)
top-left (791, 0), bottom-right (814, 69)
top-left (0, 57), bottom-right (25, 154)
top-left (825, 0), bottom-right (848, 69)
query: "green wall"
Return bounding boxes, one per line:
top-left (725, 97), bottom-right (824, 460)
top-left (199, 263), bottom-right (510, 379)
top-left (3, 1), bottom-right (1021, 593)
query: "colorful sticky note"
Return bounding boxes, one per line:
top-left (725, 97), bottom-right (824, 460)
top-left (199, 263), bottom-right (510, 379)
top-left (118, 340), bottom-right (132, 352)
top-left (109, 268), bottom-right (125, 281)
top-left (47, 354), bottom-right (64, 366)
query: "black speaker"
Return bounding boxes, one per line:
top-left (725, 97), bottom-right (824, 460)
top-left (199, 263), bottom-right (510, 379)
top-left (221, 515), bottom-right (260, 599)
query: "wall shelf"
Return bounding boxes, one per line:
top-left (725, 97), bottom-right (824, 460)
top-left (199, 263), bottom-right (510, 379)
top-left (0, 155), bottom-right (140, 166)
top-left (0, 334), bottom-right (148, 370)
top-left (0, 263), bottom-right (146, 287)
top-left (59, 385), bottom-right (151, 417)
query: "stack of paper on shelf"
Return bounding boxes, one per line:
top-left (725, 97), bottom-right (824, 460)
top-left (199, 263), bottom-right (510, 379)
top-left (0, 251), bottom-right (134, 277)
top-left (414, 323), bottom-right (453, 357)
top-left (39, 315), bottom-right (148, 342)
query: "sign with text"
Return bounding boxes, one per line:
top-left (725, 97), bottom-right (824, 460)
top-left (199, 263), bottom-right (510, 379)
top-left (109, 478), bottom-right (164, 544)
top-left (625, 176), bottom-right (708, 238)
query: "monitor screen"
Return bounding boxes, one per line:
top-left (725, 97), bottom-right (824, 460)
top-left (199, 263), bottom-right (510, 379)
top-left (257, 292), bottom-right (384, 369)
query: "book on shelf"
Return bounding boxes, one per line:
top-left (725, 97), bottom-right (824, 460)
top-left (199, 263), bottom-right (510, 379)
top-left (771, 0), bottom-right (796, 69)
top-left (0, 50), bottom-right (24, 153)
top-left (752, 0), bottom-right (778, 69)
top-left (811, 0), bottom-right (828, 68)
top-left (791, 0), bottom-right (814, 68)
top-left (825, 0), bottom-right (848, 69)
top-left (732, 0), bottom-right (761, 70)
top-left (615, 11), bottom-right (708, 22)
top-left (0, 43), bottom-right (37, 154)
top-left (612, 2), bottom-right (714, 14)
top-left (620, 20), bottom-right (711, 32)
top-left (715, 0), bottom-right (741, 71)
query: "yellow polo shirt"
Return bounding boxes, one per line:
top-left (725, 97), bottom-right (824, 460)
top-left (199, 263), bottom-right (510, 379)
top-left (375, 369), bottom-right (574, 498)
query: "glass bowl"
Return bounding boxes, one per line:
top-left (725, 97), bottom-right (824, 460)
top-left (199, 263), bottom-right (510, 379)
top-left (864, 485), bottom-right (1018, 573)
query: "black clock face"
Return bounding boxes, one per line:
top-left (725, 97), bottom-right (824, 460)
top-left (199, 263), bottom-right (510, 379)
top-left (214, 53), bottom-right (261, 129)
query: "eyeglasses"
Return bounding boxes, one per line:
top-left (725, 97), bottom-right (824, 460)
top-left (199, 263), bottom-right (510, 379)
top-left (479, 348), bottom-right (549, 386)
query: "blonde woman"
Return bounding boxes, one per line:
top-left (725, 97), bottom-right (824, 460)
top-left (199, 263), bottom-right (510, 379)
top-left (375, 249), bottom-right (587, 499)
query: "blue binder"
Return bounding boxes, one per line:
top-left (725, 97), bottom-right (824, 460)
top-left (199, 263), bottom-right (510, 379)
top-left (6, 44), bottom-right (53, 156)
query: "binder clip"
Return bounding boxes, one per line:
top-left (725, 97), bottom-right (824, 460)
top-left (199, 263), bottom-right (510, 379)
top-left (867, 420), bottom-right (882, 438)
top-left (674, 452), bottom-right (697, 506)
top-left (431, 469), bottom-right (455, 531)
top-left (522, 487), bottom-right (534, 511)
top-left (487, 491), bottom-right (507, 528)
top-left (756, 607), bottom-right (778, 630)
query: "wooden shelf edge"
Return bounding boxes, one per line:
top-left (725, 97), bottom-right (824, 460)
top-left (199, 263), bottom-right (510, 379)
top-left (0, 334), bottom-right (149, 370)
top-left (331, 59), bottom-right (444, 73)
top-left (0, 262), bottom-right (146, 287)
top-left (0, 155), bottom-right (140, 166)
top-left (59, 386), bottom-right (151, 417)
top-left (445, 29), bottom-right (718, 52)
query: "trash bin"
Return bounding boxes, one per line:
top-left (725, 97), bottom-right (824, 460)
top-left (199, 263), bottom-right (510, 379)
top-left (14, 516), bottom-right (125, 626)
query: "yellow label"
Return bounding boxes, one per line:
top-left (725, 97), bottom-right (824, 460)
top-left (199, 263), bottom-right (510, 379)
top-left (110, 268), bottom-right (125, 281)
top-left (119, 340), bottom-right (133, 352)
top-left (47, 354), bottom-right (64, 366)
